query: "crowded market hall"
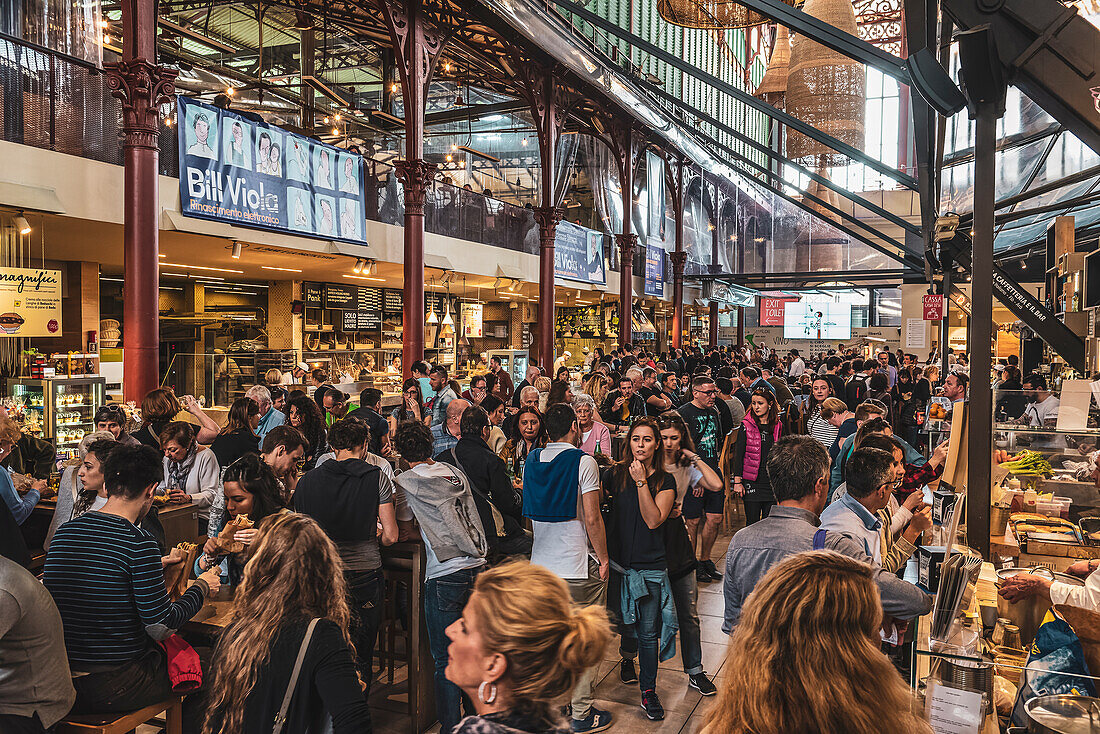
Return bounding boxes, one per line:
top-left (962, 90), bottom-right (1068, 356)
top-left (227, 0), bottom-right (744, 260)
top-left (9, 0), bottom-right (1100, 731)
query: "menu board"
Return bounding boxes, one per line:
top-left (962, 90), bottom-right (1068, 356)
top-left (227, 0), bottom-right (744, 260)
top-left (304, 282), bottom-right (323, 307)
top-left (323, 283), bottom-right (358, 310)
top-left (359, 287), bottom-right (382, 312)
top-left (342, 310), bottom-right (380, 331)
top-left (177, 96), bottom-right (367, 244)
top-left (383, 289), bottom-right (403, 312)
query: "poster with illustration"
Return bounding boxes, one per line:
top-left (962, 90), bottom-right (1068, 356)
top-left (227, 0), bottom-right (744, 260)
top-left (339, 199), bottom-right (360, 240)
top-left (178, 96), bottom-right (366, 244)
top-left (222, 119), bottom-right (251, 169)
top-left (183, 106), bottom-right (218, 160)
top-left (255, 129), bottom-right (282, 176)
top-left (314, 194), bottom-right (337, 236)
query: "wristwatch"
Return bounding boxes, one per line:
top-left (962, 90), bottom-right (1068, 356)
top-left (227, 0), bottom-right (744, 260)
top-left (636, 479), bottom-right (646, 488)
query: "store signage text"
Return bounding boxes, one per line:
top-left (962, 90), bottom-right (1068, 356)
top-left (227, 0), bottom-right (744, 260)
top-left (0, 267), bottom-right (62, 337)
top-left (922, 294), bottom-right (945, 321)
top-left (759, 297), bottom-right (796, 326)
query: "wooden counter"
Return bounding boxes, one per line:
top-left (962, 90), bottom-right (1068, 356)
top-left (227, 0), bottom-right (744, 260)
top-left (24, 498), bottom-right (201, 556)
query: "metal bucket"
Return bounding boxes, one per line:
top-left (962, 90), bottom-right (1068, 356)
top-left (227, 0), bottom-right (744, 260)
top-left (996, 567), bottom-right (1086, 645)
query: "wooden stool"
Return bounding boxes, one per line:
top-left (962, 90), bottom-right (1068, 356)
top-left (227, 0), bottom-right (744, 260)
top-left (376, 563), bottom-right (413, 685)
top-left (56, 696), bottom-right (182, 734)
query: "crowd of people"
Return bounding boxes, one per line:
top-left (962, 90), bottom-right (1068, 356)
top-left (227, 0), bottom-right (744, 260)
top-left (1, 339), bottom-right (1027, 734)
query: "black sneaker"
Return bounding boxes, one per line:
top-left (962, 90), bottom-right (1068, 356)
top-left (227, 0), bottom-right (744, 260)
top-left (571, 707), bottom-right (613, 733)
top-left (703, 559), bottom-right (723, 580)
top-left (640, 689), bottom-right (665, 721)
top-left (619, 658), bottom-right (638, 684)
top-left (689, 672), bottom-right (717, 696)
top-left (696, 565), bottom-right (712, 583)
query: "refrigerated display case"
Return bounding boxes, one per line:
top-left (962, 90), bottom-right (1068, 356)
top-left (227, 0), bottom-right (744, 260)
top-left (487, 350), bottom-right (529, 387)
top-left (6, 377), bottom-right (106, 448)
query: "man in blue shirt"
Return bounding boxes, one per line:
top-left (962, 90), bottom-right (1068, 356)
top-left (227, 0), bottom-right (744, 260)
top-left (820, 447), bottom-right (895, 564)
top-left (431, 399), bottom-right (468, 457)
top-left (429, 366), bottom-right (458, 428)
top-left (247, 384), bottom-right (285, 443)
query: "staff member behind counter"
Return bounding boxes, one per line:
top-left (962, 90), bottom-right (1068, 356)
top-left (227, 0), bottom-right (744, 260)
top-left (1000, 559), bottom-right (1100, 612)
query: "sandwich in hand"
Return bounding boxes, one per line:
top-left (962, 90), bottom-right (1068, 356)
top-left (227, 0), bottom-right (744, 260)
top-left (213, 514), bottom-right (254, 555)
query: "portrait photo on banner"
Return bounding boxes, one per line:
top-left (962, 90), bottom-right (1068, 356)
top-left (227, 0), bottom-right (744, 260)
top-left (184, 106), bottom-right (218, 160)
top-left (287, 188), bottom-right (313, 233)
top-left (222, 119), bottom-right (252, 169)
top-left (286, 138), bottom-right (311, 183)
top-left (255, 128), bottom-right (283, 176)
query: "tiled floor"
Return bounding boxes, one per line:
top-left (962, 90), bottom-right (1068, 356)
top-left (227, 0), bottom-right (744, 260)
top-left (369, 531), bottom-right (736, 734)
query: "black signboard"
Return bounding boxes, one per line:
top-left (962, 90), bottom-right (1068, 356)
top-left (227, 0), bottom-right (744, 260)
top-left (304, 282), bottom-right (323, 307)
top-left (341, 311), bottom-right (359, 331)
top-left (358, 311), bottom-right (381, 329)
top-left (383, 289), bottom-right (403, 312)
top-left (324, 283), bottom-right (358, 310)
top-left (359, 287), bottom-right (382, 311)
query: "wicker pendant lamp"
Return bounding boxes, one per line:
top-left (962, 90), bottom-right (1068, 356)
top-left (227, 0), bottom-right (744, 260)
top-left (784, 0), bottom-right (865, 165)
top-left (658, 0), bottom-right (794, 30)
top-left (753, 25), bottom-right (791, 108)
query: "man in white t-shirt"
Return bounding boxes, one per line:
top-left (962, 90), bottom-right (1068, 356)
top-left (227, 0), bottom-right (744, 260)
top-left (1021, 373), bottom-right (1060, 427)
top-left (788, 349), bottom-right (806, 379)
top-left (522, 403), bottom-right (612, 734)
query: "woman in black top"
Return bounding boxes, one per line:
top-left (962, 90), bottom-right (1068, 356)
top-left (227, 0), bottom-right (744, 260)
top-left (286, 395), bottom-right (328, 471)
top-left (209, 397), bottom-right (260, 469)
top-left (389, 378), bottom-right (427, 433)
top-left (602, 417), bottom-right (676, 720)
top-left (868, 372), bottom-right (894, 424)
top-left (201, 513), bottom-right (371, 734)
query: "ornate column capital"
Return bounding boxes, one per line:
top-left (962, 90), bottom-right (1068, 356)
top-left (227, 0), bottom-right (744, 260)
top-left (532, 206), bottom-right (564, 246)
top-left (669, 250), bottom-right (687, 276)
top-left (394, 159), bottom-right (437, 216)
top-left (104, 59), bottom-right (177, 150)
top-left (615, 232), bottom-right (639, 262)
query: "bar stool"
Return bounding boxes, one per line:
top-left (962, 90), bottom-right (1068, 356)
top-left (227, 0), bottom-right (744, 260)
top-left (376, 558), bottom-right (413, 685)
top-left (56, 697), bottom-right (183, 734)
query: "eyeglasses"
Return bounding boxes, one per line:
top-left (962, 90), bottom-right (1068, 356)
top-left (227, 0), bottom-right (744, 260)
top-left (694, 388), bottom-right (717, 395)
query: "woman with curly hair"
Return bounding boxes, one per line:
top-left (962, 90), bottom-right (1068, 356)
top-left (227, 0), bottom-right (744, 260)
top-left (286, 395), bottom-right (329, 471)
top-left (700, 551), bottom-right (932, 734)
top-left (443, 561), bottom-right (611, 734)
top-left (201, 513), bottom-right (370, 733)
top-left (582, 372), bottom-right (610, 423)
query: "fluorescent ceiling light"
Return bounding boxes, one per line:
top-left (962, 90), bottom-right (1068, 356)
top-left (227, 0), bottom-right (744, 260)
top-left (160, 262), bottom-right (243, 274)
top-left (261, 265), bottom-right (303, 273)
top-left (343, 275), bottom-right (385, 282)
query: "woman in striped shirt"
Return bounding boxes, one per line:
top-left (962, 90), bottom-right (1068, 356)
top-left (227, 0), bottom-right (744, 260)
top-left (804, 376), bottom-right (840, 450)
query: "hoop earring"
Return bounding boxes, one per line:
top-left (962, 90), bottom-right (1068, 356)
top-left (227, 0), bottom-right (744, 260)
top-left (477, 680), bottom-right (497, 704)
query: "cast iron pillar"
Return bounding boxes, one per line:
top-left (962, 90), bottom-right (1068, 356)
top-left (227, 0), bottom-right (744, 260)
top-left (394, 160), bottom-right (435, 377)
top-left (616, 233), bottom-right (639, 345)
top-left (517, 62), bottom-right (577, 368)
top-left (608, 119), bottom-right (640, 347)
top-left (669, 157), bottom-right (686, 349)
top-left (105, 0), bottom-right (177, 401)
top-left (670, 251), bottom-right (687, 350)
top-left (709, 302), bottom-right (719, 348)
top-left (375, 0), bottom-right (445, 377)
top-left (533, 206), bottom-right (563, 365)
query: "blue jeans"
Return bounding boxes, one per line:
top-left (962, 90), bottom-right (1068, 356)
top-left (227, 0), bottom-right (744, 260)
top-left (621, 571), bottom-right (703, 676)
top-left (634, 579), bottom-right (663, 692)
top-left (423, 566), bottom-right (480, 734)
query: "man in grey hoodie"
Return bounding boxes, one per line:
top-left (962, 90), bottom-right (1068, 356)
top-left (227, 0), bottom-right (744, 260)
top-left (393, 421), bottom-right (487, 734)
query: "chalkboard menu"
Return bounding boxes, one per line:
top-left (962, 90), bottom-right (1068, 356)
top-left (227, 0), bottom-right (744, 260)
top-left (324, 283), bottom-right (358, 310)
top-left (304, 282), bottom-right (323, 307)
top-left (383, 289), bottom-right (403, 312)
top-left (342, 310), bottom-right (381, 331)
top-left (359, 287), bottom-right (382, 312)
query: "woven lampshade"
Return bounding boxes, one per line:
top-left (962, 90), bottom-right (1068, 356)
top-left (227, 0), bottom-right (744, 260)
top-left (657, 0), bottom-right (794, 30)
top-left (785, 0), bottom-right (865, 165)
top-left (753, 25), bottom-right (791, 108)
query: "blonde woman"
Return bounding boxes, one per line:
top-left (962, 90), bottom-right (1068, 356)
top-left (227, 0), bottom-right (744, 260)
top-left (444, 561), bottom-right (611, 734)
top-left (583, 373), bottom-right (610, 423)
top-left (534, 375), bottom-right (553, 414)
top-left (202, 513), bottom-right (371, 733)
top-left (700, 551), bottom-right (932, 734)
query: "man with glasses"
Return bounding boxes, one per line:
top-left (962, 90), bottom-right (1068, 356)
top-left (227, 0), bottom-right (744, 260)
top-left (875, 351), bottom-right (898, 390)
top-left (678, 376), bottom-right (726, 583)
top-left (94, 405), bottom-right (140, 447)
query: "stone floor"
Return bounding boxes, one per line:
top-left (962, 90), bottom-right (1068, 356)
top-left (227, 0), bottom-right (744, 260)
top-left (369, 530), bottom-right (736, 734)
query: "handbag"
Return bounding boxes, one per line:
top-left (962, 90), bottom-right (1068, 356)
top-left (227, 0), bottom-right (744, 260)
top-left (272, 618), bottom-right (320, 734)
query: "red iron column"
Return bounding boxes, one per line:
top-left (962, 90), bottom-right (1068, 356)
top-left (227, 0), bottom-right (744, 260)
top-left (670, 158), bottom-right (686, 349)
top-left (709, 302), bottom-right (719, 348)
top-left (670, 251), bottom-right (687, 349)
top-left (105, 0), bottom-right (177, 401)
top-left (616, 232), bottom-right (638, 346)
top-left (375, 0), bottom-right (444, 377)
top-left (608, 119), bottom-right (639, 347)
top-left (533, 206), bottom-right (563, 366)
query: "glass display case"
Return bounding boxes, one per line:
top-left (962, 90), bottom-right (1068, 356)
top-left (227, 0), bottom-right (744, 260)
top-left (487, 349), bottom-right (529, 387)
top-left (6, 377), bottom-right (106, 448)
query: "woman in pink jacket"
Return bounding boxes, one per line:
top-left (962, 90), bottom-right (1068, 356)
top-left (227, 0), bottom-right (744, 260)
top-left (575, 393), bottom-right (612, 459)
top-left (731, 388), bottom-right (783, 525)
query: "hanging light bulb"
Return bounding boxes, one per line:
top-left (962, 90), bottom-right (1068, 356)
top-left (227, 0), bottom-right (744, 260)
top-left (390, 83), bottom-right (398, 93)
top-left (332, 127), bottom-right (339, 136)
top-left (225, 87), bottom-right (235, 96)
top-left (444, 62), bottom-right (452, 72)
top-left (445, 153), bottom-right (453, 162)
top-left (324, 116), bottom-right (330, 124)
top-left (427, 302), bottom-right (439, 324)
top-left (521, 138), bottom-right (528, 146)
top-left (442, 303), bottom-right (455, 326)
top-left (334, 113), bottom-right (341, 122)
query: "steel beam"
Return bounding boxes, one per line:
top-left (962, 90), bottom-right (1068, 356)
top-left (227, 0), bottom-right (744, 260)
top-left (551, 0), bottom-right (918, 190)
